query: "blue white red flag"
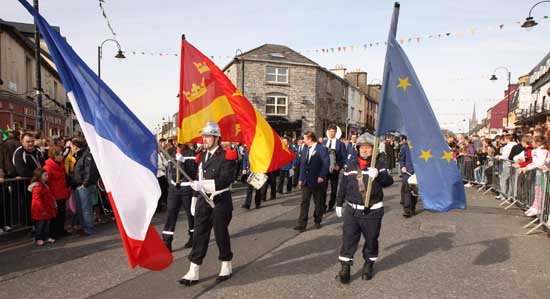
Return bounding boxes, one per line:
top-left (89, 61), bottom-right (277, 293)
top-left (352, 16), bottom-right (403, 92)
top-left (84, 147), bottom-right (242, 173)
top-left (19, 0), bottom-right (173, 270)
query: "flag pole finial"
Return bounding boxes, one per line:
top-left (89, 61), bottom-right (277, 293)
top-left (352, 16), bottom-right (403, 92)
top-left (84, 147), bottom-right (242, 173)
top-left (182, 34), bottom-right (186, 40)
top-left (394, 2), bottom-right (400, 8)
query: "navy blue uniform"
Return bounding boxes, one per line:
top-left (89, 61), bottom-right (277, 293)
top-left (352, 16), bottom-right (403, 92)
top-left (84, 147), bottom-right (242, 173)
top-left (162, 147), bottom-right (197, 250)
top-left (336, 156), bottom-right (393, 265)
top-left (399, 142), bottom-right (417, 216)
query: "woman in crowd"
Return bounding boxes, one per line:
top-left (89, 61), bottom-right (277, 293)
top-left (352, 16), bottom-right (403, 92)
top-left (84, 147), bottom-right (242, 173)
top-left (29, 168), bottom-right (56, 246)
top-left (43, 146), bottom-right (71, 238)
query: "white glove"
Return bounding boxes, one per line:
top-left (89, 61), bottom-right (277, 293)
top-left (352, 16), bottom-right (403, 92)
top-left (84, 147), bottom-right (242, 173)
top-left (190, 196), bottom-right (197, 216)
top-left (336, 206), bottom-right (343, 218)
top-left (367, 168), bottom-right (379, 179)
top-left (190, 180), bottom-right (204, 191)
top-left (175, 153), bottom-right (183, 162)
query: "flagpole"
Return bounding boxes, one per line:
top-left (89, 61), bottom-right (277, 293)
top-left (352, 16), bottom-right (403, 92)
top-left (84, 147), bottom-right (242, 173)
top-left (176, 34), bottom-right (186, 185)
top-left (365, 2), bottom-right (400, 208)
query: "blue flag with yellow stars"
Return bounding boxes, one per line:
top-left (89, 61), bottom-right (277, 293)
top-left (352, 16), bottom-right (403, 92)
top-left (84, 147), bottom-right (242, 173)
top-left (376, 3), bottom-right (466, 212)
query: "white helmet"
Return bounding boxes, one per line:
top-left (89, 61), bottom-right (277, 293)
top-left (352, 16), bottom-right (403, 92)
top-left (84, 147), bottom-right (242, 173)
top-left (199, 121), bottom-right (221, 137)
top-left (356, 132), bottom-right (376, 147)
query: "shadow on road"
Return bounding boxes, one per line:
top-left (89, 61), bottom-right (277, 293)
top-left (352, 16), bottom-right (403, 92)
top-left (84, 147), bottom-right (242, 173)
top-left (0, 236), bottom-right (121, 281)
top-left (376, 232), bottom-right (455, 274)
top-left (228, 235), bottom-right (340, 287)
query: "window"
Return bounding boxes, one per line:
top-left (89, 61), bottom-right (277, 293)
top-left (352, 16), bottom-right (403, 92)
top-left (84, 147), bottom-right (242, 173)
top-left (266, 66), bottom-right (288, 84)
top-left (266, 94), bottom-right (288, 115)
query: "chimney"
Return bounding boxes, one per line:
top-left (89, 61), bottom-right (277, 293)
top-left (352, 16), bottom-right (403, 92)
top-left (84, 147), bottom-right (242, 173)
top-left (330, 64), bottom-right (346, 79)
top-left (345, 69), bottom-right (367, 86)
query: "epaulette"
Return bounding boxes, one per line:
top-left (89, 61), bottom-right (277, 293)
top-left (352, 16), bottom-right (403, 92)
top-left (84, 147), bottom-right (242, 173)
top-left (224, 148), bottom-right (238, 161)
top-left (195, 152), bottom-right (202, 164)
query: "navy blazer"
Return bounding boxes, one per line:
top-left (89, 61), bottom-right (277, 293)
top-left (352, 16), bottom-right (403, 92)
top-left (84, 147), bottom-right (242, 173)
top-left (293, 144), bottom-right (306, 168)
top-left (323, 138), bottom-right (348, 169)
top-left (299, 143), bottom-right (330, 188)
top-left (398, 143), bottom-right (415, 181)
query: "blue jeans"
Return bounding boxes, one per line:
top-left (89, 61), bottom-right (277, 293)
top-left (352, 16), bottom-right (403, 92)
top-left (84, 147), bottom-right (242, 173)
top-left (75, 185), bottom-right (97, 234)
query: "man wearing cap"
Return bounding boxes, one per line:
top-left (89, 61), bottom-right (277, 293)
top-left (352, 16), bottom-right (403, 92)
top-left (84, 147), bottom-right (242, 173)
top-left (161, 142), bottom-right (197, 252)
top-left (335, 133), bottom-right (393, 284)
top-left (179, 121), bottom-right (238, 286)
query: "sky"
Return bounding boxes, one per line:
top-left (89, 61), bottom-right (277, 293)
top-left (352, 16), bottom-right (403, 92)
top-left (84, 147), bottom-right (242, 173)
top-left (3, 0), bottom-right (550, 133)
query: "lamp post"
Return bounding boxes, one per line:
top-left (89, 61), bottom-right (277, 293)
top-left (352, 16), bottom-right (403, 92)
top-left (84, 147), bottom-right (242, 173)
top-left (490, 66), bottom-right (512, 128)
top-left (521, 1), bottom-right (550, 29)
top-left (98, 39), bottom-right (126, 78)
top-left (235, 49), bottom-right (244, 94)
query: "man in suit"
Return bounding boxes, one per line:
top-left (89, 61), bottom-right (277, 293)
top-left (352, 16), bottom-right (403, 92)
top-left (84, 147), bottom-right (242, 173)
top-left (294, 131), bottom-right (329, 232)
top-left (321, 124), bottom-right (348, 212)
top-left (292, 137), bottom-right (305, 187)
top-left (399, 135), bottom-right (416, 217)
top-left (345, 133), bottom-right (358, 158)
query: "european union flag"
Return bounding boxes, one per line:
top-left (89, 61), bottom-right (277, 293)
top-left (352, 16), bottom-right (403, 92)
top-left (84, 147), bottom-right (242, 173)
top-left (376, 3), bottom-right (466, 212)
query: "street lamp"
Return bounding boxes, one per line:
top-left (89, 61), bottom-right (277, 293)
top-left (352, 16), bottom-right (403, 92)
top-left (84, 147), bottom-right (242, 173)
top-left (234, 49), bottom-right (244, 94)
top-left (521, 1), bottom-right (550, 29)
top-left (98, 38), bottom-right (126, 78)
top-left (490, 66), bottom-right (512, 128)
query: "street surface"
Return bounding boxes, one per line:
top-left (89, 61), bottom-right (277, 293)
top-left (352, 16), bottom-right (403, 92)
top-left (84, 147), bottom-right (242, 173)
top-left (1, 179), bottom-right (549, 299)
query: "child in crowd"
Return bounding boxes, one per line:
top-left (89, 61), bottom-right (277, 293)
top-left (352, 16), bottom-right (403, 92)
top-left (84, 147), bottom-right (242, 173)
top-left (29, 168), bottom-right (57, 246)
top-left (524, 136), bottom-right (549, 217)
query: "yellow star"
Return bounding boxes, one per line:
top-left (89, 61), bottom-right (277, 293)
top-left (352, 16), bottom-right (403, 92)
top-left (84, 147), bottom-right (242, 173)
top-left (419, 149), bottom-right (433, 162)
top-left (441, 151), bottom-right (454, 163)
top-left (396, 76), bottom-right (412, 92)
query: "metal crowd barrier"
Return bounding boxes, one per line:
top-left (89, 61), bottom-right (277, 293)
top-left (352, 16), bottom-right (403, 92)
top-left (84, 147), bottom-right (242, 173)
top-left (524, 171), bottom-right (550, 234)
top-left (0, 177), bottom-right (32, 233)
top-left (458, 156), bottom-right (549, 235)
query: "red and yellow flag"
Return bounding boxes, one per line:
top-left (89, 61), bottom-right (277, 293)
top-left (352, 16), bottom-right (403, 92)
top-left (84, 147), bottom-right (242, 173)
top-left (178, 38), bottom-right (295, 173)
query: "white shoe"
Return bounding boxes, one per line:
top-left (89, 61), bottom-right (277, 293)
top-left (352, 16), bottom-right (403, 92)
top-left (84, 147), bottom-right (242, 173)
top-left (464, 183), bottom-right (472, 187)
top-left (495, 195), bottom-right (502, 199)
top-left (178, 262), bottom-right (200, 286)
top-left (3, 225), bottom-right (12, 232)
top-left (217, 261), bottom-right (232, 282)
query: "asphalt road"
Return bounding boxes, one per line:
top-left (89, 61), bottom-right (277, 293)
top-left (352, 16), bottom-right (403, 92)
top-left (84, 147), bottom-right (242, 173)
top-left (1, 179), bottom-right (549, 299)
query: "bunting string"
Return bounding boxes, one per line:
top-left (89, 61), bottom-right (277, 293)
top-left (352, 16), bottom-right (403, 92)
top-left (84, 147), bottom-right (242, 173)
top-left (119, 16), bottom-right (549, 61)
top-left (99, 0), bottom-right (118, 38)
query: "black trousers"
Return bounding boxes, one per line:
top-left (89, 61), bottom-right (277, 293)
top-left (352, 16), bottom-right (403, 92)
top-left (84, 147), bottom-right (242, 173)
top-left (321, 171), bottom-right (340, 210)
top-left (162, 186), bottom-right (194, 240)
top-left (297, 186), bottom-right (323, 226)
top-left (267, 171), bottom-right (278, 199)
top-left (157, 176), bottom-right (169, 209)
top-left (189, 199), bottom-right (233, 265)
top-left (277, 170), bottom-right (292, 193)
top-left (339, 206), bottom-right (383, 264)
top-left (34, 220), bottom-right (50, 241)
top-left (50, 199), bottom-right (67, 237)
top-left (292, 166), bottom-right (300, 187)
top-left (401, 181), bottom-right (417, 213)
top-left (244, 184), bottom-right (262, 208)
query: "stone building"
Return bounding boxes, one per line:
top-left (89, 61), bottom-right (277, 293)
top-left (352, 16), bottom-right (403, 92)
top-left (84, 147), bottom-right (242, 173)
top-left (223, 44), bottom-right (349, 138)
top-left (0, 19), bottom-right (78, 137)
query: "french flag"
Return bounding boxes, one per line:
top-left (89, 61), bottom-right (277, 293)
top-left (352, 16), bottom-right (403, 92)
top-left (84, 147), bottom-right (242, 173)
top-left (19, 0), bottom-right (173, 270)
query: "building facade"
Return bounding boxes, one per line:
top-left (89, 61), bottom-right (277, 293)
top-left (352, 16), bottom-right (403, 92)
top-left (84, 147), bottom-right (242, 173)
top-left (0, 20), bottom-right (78, 137)
top-left (223, 44), bottom-right (349, 138)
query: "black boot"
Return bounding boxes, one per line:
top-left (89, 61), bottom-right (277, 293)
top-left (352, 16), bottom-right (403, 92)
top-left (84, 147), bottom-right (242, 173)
top-left (337, 261), bottom-right (351, 284)
top-left (162, 235), bottom-right (173, 252)
top-left (183, 232), bottom-right (193, 249)
top-left (362, 260), bottom-right (374, 280)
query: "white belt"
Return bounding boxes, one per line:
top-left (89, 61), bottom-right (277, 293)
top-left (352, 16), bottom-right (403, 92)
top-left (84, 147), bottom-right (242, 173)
top-left (170, 180), bottom-right (192, 186)
top-left (206, 186), bottom-right (231, 201)
top-left (346, 201), bottom-right (383, 210)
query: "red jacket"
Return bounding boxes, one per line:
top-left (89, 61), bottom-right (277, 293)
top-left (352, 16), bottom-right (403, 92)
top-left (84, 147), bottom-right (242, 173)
top-left (519, 145), bottom-right (534, 168)
top-left (30, 182), bottom-right (57, 220)
top-left (43, 158), bottom-right (71, 200)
